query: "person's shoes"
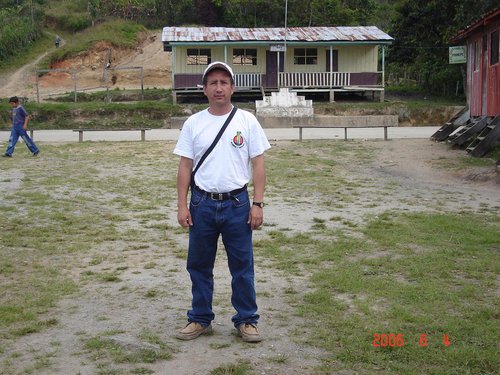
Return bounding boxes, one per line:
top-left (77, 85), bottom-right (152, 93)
top-left (175, 322), bottom-right (212, 340)
top-left (2, 153), bottom-right (12, 157)
top-left (33, 151), bottom-right (39, 157)
top-left (238, 323), bottom-right (262, 343)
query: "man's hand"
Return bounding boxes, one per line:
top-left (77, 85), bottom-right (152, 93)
top-left (248, 205), bottom-right (263, 230)
top-left (177, 205), bottom-right (193, 228)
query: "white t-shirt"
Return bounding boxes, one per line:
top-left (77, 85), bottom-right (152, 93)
top-left (174, 107), bottom-right (271, 193)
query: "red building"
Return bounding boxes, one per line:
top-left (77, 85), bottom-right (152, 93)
top-left (432, 7), bottom-right (500, 159)
top-left (451, 7), bottom-right (500, 117)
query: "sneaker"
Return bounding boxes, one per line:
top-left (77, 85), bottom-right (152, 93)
top-left (33, 151), bottom-right (39, 157)
top-left (238, 323), bottom-right (262, 343)
top-left (2, 154), bottom-right (12, 157)
top-left (175, 322), bottom-right (212, 341)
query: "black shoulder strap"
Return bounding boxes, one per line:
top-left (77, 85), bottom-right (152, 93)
top-left (191, 106), bottom-right (237, 187)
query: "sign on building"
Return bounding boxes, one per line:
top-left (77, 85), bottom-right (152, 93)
top-left (449, 46), bottom-right (466, 64)
top-left (270, 44), bottom-right (286, 52)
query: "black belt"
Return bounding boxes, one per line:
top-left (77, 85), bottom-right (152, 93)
top-left (194, 184), bottom-right (247, 201)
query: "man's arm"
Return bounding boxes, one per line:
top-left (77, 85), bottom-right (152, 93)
top-left (248, 153), bottom-right (266, 230)
top-left (177, 156), bottom-right (193, 227)
top-left (23, 114), bottom-right (29, 130)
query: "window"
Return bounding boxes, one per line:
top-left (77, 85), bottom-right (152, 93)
top-left (187, 49), bottom-right (211, 65)
top-left (294, 48), bottom-right (318, 65)
top-left (233, 48), bottom-right (257, 65)
top-left (491, 30), bottom-right (499, 66)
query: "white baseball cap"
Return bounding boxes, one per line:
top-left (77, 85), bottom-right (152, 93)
top-left (202, 61), bottom-right (234, 82)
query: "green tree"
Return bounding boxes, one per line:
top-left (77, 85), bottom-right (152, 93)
top-left (388, 0), bottom-right (498, 95)
top-left (0, 1), bottom-right (43, 62)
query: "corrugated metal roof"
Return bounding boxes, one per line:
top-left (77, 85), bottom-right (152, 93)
top-left (451, 6), bottom-right (500, 43)
top-left (162, 26), bottom-right (393, 44)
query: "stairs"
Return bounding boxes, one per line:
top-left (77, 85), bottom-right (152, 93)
top-left (448, 116), bottom-right (488, 146)
top-left (431, 107), bottom-right (469, 141)
top-left (466, 116), bottom-right (500, 157)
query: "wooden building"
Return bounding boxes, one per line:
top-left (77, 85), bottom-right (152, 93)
top-left (161, 26), bottom-right (393, 103)
top-left (432, 7), bottom-right (500, 158)
top-left (451, 7), bottom-right (500, 117)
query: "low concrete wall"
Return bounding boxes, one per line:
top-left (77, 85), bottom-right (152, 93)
top-left (167, 117), bottom-right (187, 129)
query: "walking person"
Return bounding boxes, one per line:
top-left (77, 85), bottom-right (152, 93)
top-left (174, 62), bottom-right (270, 343)
top-left (54, 35), bottom-right (60, 48)
top-left (3, 96), bottom-right (39, 158)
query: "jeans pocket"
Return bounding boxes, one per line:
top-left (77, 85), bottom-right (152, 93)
top-left (231, 193), bottom-right (249, 208)
top-left (190, 189), bottom-right (203, 207)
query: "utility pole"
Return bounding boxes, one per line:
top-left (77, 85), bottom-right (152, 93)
top-left (284, 0), bottom-right (288, 55)
top-left (284, 0), bottom-right (288, 76)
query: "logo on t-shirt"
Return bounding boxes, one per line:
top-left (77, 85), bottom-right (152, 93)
top-left (231, 131), bottom-right (245, 148)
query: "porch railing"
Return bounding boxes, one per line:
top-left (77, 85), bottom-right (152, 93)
top-left (235, 73), bottom-right (262, 88)
top-left (279, 72), bottom-right (351, 88)
top-left (174, 72), bottom-right (381, 90)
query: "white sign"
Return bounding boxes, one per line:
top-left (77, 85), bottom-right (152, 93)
top-left (449, 46), bottom-right (466, 64)
top-left (270, 44), bottom-right (286, 52)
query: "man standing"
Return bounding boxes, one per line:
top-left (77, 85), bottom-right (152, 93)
top-left (174, 62), bottom-right (270, 343)
top-left (3, 96), bottom-right (39, 158)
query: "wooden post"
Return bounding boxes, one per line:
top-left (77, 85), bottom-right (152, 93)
top-left (141, 129), bottom-right (146, 141)
top-left (329, 90), bottom-right (335, 103)
top-left (105, 70), bottom-right (110, 103)
top-left (140, 67), bottom-right (144, 101)
top-left (36, 71), bottom-right (40, 103)
top-left (73, 69), bottom-right (77, 102)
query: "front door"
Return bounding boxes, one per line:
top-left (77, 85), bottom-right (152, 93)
top-left (265, 51), bottom-right (284, 88)
top-left (326, 50), bottom-right (338, 72)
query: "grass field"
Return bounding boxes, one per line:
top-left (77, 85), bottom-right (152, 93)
top-left (0, 140), bottom-right (498, 374)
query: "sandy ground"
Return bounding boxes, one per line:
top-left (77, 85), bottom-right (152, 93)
top-left (0, 138), bottom-right (498, 375)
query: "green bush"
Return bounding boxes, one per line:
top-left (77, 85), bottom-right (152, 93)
top-left (53, 13), bottom-right (91, 32)
top-left (0, 7), bottom-right (43, 61)
top-left (44, 0), bottom-right (91, 31)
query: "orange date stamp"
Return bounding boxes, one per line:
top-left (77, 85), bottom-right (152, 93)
top-left (372, 333), bottom-right (451, 347)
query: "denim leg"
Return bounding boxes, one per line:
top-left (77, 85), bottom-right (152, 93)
top-left (220, 191), bottom-right (259, 327)
top-left (5, 128), bottom-right (19, 156)
top-left (19, 132), bottom-right (39, 154)
top-left (187, 191), bottom-right (219, 326)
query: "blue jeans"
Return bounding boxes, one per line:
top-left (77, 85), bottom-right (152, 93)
top-left (5, 126), bottom-right (39, 156)
top-left (187, 187), bottom-right (259, 328)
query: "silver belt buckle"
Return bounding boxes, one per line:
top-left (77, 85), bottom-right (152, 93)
top-left (218, 193), bottom-right (223, 200)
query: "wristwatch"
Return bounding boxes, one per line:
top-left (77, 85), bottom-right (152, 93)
top-left (253, 202), bottom-right (265, 208)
